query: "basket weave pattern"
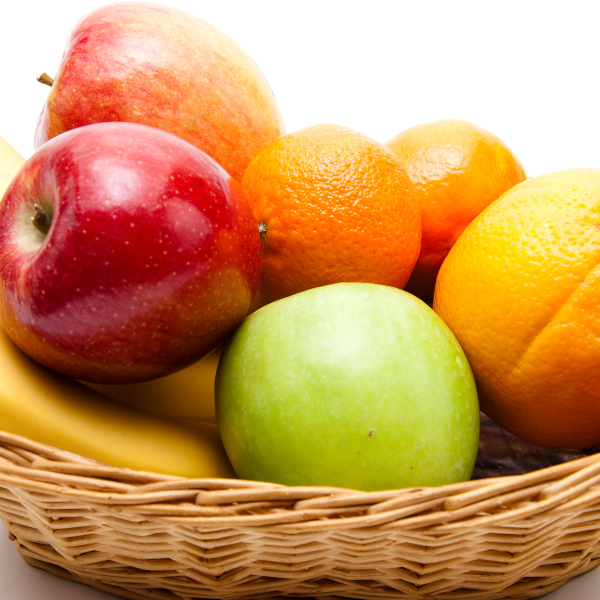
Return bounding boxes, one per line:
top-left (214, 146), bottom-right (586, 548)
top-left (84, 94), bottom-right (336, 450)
top-left (1, 429), bottom-right (600, 600)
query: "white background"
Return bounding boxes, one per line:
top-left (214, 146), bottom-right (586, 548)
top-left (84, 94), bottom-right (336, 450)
top-left (1, 0), bottom-right (600, 598)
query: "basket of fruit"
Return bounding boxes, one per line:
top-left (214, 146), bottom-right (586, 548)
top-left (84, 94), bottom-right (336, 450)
top-left (2, 2), bottom-right (600, 600)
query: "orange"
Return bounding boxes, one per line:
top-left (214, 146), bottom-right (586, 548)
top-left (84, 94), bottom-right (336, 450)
top-left (386, 119), bottom-right (526, 299)
top-left (241, 124), bottom-right (421, 303)
top-left (433, 169), bottom-right (600, 449)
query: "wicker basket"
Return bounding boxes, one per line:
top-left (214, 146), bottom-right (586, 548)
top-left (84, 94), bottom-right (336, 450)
top-left (1, 423), bottom-right (600, 600)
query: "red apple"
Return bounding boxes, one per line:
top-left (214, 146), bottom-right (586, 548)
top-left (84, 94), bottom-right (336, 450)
top-left (0, 121), bottom-right (261, 384)
top-left (34, 1), bottom-right (285, 183)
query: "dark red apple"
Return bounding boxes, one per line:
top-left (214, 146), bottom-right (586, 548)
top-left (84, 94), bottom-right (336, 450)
top-left (0, 122), bottom-right (261, 384)
top-left (34, 1), bottom-right (285, 183)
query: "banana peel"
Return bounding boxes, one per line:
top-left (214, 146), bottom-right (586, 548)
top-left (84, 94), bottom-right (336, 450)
top-left (0, 135), bottom-right (25, 199)
top-left (84, 348), bottom-right (221, 424)
top-left (0, 326), bottom-right (236, 479)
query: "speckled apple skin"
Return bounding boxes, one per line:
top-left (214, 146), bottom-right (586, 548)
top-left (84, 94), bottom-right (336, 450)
top-left (35, 1), bottom-right (285, 183)
top-left (0, 122), bottom-right (261, 384)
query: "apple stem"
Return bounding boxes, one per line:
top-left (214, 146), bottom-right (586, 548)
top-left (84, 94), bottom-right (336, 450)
top-left (37, 73), bottom-right (54, 87)
top-left (258, 222), bottom-right (267, 239)
top-left (31, 204), bottom-right (51, 235)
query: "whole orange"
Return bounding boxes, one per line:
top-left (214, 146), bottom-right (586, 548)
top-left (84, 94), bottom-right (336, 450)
top-left (387, 119), bottom-right (526, 299)
top-left (433, 169), bottom-right (600, 449)
top-left (241, 125), bottom-right (421, 303)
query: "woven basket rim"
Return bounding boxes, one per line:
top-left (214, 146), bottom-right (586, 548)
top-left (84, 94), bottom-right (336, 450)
top-left (2, 427), bottom-right (600, 600)
top-left (1, 427), bottom-right (600, 526)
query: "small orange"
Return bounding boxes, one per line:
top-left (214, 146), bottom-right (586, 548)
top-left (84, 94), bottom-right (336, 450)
top-left (241, 124), bottom-right (421, 303)
top-left (433, 169), bottom-right (600, 449)
top-left (387, 119), bottom-right (526, 299)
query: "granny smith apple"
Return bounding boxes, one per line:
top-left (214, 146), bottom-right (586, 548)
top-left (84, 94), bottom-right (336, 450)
top-left (0, 121), bottom-right (261, 384)
top-left (215, 282), bottom-right (480, 491)
top-left (34, 1), bottom-right (285, 183)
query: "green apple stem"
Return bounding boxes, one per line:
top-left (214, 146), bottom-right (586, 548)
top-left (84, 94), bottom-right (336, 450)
top-left (258, 222), bottom-right (267, 239)
top-left (37, 73), bottom-right (54, 87)
top-left (31, 204), bottom-right (51, 235)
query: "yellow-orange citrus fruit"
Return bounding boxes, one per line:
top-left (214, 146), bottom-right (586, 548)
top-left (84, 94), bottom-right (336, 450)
top-left (241, 124), bottom-right (421, 303)
top-left (433, 169), bottom-right (600, 449)
top-left (387, 119), bottom-right (526, 299)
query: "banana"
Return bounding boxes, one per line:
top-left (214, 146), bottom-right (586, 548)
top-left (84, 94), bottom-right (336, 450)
top-left (0, 135), bottom-right (26, 199)
top-left (0, 326), bottom-right (236, 479)
top-left (84, 348), bottom-right (221, 424)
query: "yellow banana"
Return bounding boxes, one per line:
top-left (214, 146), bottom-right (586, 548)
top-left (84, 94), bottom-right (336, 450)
top-left (0, 135), bottom-right (26, 199)
top-left (0, 327), bottom-right (236, 479)
top-left (84, 348), bottom-right (221, 424)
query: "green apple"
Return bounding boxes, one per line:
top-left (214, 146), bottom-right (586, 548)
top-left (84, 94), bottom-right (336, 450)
top-left (215, 283), bottom-right (479, 491)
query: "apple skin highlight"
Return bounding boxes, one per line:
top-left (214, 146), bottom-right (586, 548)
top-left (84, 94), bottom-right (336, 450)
top-left (0, 122), bottom-right (261, 384)
top-left (34, 1), bottom-right (285, 183)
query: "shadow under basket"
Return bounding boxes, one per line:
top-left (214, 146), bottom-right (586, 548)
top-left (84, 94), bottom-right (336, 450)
top-left (1, 418), bottom-right (600, 600)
